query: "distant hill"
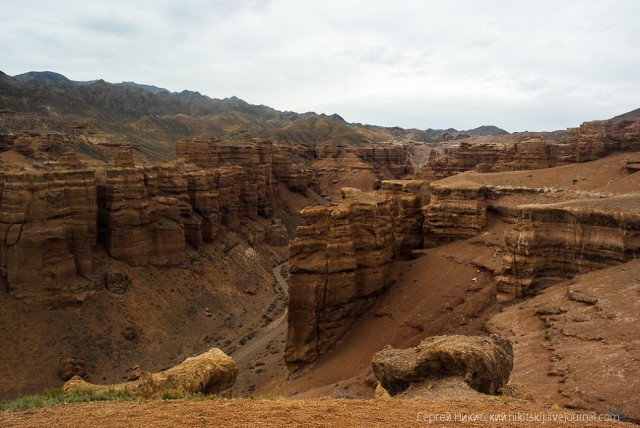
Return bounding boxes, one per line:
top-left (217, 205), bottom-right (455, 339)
top-left (465, 125), bottom-right (509, 136)
top-left (0, 70), bottom-right (513, 159)
top-left (13, 71), bottom-right (72, 84)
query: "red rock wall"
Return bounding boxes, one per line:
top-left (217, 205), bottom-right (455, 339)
top-left (423, 183), bottom-right (487, 246)
top-left (496, 197), bottom-right (640, 301)
top-left (285, 192), bottom-right (394, 368)
top-left (0, 168), bottom-right (97, 308)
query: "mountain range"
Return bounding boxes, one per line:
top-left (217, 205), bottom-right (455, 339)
top-left (0, 70), bottom-right (511, 159)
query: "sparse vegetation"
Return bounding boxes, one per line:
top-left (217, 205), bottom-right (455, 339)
top-left (0, 388), bottom-right (135, 412)
top-left (1, 388), bottom-right (231, 412)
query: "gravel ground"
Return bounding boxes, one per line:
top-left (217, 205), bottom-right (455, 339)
top-left (0, 397), bottom-right (632, 428)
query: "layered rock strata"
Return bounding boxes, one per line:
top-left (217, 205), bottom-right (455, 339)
top-left (285, 189), bottom-right (394, 368)
top-left (420, 117), bottom-right (640, 180)
top-left (97, 162), bottom-right (192, 266)
top-left (420, 138), bottom-right (574, 181)
top-left (422, 181), bottom-right (487, 246)
top-left (176, 138), bottom-right (276, 219)
top-left (378, 180), bottom-right (428, 259)
top-left (497, 196), bottom-right (640, 300)
top-left (567, 118), bottom-right (640, 158)
top-left (0, 164), bottom-right (97, 308)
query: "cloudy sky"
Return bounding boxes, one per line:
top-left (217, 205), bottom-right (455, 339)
top-left (1, 0), bottom-right (639, 131)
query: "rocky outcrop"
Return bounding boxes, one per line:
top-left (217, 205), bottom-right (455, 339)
top-left (285, 189), bottom-right (394, 368)
top-left (420, 118), bottom-right (640, 181)
top-left (378, 180), bottom-right (428, 259)
top-left (97, 161), bottom-right (191, 266)
top-left (422, 181), bottom-right (487, 246)
top-left (419, 138), bottom-right (574, 181)
top-left (58, 357), bottom-right (88, 381)
top-left (566, 118), bottom-right (640, 159)
top-left (0, 164), bottom-right (97, 308)
top-left (63, 348), bottom-right (237, 396)
top-left (176, 138), bottom-right (275, 219)
top-left (496, 196), bottom-right (640, 300)
top-left (371, 335), bottom-right (513, 397)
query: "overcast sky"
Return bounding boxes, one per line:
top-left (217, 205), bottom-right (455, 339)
top-left (1, 0), bottom-right (639, 132)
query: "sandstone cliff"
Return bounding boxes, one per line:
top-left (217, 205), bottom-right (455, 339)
top-left (423, 181), bottom-right (487, 246)
top-left (285, 189), bottom-right (394, 368)
top-left (0, 162), bottom-right (97, 308)
top-left (378, 180), bottom-right (428, 259)
top-left (497, 196), bottom-right (640, 300)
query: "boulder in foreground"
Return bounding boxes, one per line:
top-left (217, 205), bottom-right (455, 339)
top-left (63, 348), bottom-right (237, 397)
top-left (372, 334), bottom-right (513, 397)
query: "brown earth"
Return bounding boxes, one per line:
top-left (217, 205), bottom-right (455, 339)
top-left (267, 148), bottom-right (640, 419)
top-left (0, 398), bottom-right (632, 428)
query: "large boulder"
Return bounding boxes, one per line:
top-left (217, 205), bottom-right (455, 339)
top-left (371, 334), bottom-right (513, 397)
top-left (64, 348), bottom-right (237, 397)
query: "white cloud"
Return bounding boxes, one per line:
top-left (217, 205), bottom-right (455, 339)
top-left (1, 0), bottom-right (639, 131)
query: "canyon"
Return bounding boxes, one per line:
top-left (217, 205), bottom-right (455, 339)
top-left (1, 70), bottom-right (639, 423)
top-left (278, 114), bottom-right (640, 419)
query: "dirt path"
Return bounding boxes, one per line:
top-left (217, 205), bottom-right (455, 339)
top-left (1, 398), bottom-right (630, 428)
top-left (230, 263), bottom-right (291, 395)
top-left (231, 263), bottom-right (288, 369)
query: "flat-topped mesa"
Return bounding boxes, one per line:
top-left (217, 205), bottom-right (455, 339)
top-left (0, 166), bottom-right (97, 308)
top-left (496, 196), bottom-right (640, 301)
top-left (285, 188), bottom-right (394, 369)
top-left (422, 181), bottom-right (487, 246)
top-left (378, 180), bottom-right (428, 259)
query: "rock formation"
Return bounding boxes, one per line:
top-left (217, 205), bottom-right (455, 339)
top-left (497, 196), bottom-right (640, 300)
top-left (176, 138), bottom-right (276, 219)
top-left (0, 164), bottom-right (97, 308)
top-left (371, 335), bottom-right (513, 397)
top-left (378, 180), bottom-right (428, 259)
top-left (567, 118), bottom-right (640, 159)
top-left (419, 137), bottom-right (573, 181)
top-left (285, 189), bottom-right (394, 368)
top-left (420, 117), bottom-right (640, 181)
top-left (0, 131), bottom-right (414, 310)
top-left (63, 348), bottom-right (237, 396)
top-left (97, 156), bottom-right (192, 266)
top-left (423, 181), bottom-right (487, 246)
